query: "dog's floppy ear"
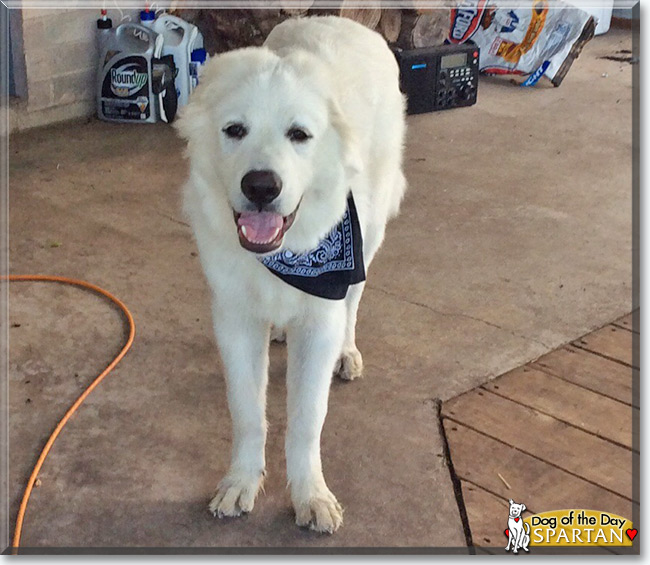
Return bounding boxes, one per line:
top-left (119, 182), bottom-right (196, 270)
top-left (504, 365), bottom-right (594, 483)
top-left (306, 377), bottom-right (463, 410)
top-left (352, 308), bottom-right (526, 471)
top-left (521, 504), bottom-right (526, 512)
top-left (174, 47), bottom-right (272, 142)
top-left (172, 54), bottom-right (217, 141)
top-left (328, 97), bottom-right (363, 177)
top-left (173, 57), bottom-right (220, 142)
top-left (174, 96), bottom-right (205, 141)
top-left (281, 49), bottom-right (362, 177)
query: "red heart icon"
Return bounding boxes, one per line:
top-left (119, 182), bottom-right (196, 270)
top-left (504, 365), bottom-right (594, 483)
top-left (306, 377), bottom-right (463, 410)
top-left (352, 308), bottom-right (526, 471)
top-left (504, 529), bottom-right (509, 538)
top-left (515, 518), bottom-right (520, 522)
top-left (626, 528), bottom-right (638, 541)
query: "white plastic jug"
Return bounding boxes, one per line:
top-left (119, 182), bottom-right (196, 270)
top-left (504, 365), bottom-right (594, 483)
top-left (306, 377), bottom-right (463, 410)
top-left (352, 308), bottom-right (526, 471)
top-left (151, 14), bottom-right (203, 107)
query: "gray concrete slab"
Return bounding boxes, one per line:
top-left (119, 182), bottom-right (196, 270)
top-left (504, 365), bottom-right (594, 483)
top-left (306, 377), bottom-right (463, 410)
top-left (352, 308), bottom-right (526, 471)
top-left (7, 28), bottom-right (633, 550)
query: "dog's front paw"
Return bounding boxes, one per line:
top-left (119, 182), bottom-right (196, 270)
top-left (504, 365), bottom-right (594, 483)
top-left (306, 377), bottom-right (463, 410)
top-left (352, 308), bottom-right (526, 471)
top-left (334, 348), bottom-right (363, 381)
top-left (270, 326), bottom-right (286, 343)
top-left (209, 470), bottom-right (265, 518)
top-left (292, 483), bottom-right (343, 533)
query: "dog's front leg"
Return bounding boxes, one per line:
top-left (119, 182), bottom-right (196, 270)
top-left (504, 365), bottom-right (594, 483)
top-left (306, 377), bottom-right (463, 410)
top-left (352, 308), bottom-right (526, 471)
top-left (286, 303), bottom-right (346, 533)
top-left (208, 302), bottom-right (269, 518)
top-left (513, 529), bottom-right (522, 554)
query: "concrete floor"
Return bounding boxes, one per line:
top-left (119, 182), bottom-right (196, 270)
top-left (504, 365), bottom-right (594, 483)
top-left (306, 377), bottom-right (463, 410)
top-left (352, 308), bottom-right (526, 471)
top-left (8, 28), bottom-right (633, 550)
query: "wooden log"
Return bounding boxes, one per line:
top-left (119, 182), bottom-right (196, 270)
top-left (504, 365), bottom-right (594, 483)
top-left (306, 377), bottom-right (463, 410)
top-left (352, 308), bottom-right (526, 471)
top-left (202, 10), bottom-right (266, 52)
top-left (249, 8), bottom-right (287, 39)
top-left (279, 0), bottom-right (315, 17)
top-left (338, 0), bottom-right (382, 30)
top-left (379, 9), bottom-right (402, 43)
top-left (411, 10), bottom-right (450, 47)
top-left (396, 8), bottom-right (450, 49)
top-left (395, 9), bottom-right (418, 49)
top-left (171, 8), bottom-right (287, 54)
top-left (414, 4), bottom-right (440, 15)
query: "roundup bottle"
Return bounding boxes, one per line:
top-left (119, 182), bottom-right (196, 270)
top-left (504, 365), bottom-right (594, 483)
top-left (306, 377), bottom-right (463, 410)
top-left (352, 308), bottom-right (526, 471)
top-left (96, 21), bottom-right (164, 123)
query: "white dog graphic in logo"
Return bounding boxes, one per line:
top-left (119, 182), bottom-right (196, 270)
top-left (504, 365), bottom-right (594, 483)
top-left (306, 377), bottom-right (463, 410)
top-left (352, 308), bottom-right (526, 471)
top-left (505, 499), bottom-right (530, 553)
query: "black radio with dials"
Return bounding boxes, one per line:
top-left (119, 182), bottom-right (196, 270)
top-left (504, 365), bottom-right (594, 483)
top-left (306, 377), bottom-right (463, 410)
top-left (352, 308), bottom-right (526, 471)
top-left (394, 43), bottom-right (479, 114)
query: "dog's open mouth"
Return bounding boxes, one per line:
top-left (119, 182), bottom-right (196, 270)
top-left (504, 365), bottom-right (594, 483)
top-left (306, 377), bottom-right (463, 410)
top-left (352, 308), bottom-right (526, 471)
top-left (234, 207), bottom-right (298, 254)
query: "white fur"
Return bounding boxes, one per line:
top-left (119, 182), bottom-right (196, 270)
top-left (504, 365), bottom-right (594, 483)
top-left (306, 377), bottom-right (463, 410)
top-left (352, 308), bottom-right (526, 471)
top-left (176, 16), bottom-right (406, 533)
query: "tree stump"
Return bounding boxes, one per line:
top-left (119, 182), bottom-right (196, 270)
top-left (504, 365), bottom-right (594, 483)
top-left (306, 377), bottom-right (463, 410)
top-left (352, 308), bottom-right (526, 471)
top-left (379, 9), bottom-right (402, 44)
top-left (397, 9), bottom-right (450, 49)
top-left (279, 0), bottom-right (315, 17)
top-left (171, 5), bottom-right (449, 54)
top-left (338, 0), bottom-right (382, 30)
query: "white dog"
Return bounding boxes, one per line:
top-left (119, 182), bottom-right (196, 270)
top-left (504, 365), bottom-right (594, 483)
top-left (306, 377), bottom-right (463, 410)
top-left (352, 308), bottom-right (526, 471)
top-left (176, 16), bottom-right (406, 533)
top-left (505, 499), bottom-right (530, 553)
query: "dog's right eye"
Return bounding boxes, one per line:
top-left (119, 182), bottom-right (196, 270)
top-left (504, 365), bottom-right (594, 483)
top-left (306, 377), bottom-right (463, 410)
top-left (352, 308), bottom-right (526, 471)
top-left (222, 123), bottom-right (248, 140)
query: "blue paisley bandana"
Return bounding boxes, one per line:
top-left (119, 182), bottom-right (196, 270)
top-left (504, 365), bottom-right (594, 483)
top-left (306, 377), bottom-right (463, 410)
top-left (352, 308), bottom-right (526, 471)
top-left (259, 194), bottom-right (366, 300)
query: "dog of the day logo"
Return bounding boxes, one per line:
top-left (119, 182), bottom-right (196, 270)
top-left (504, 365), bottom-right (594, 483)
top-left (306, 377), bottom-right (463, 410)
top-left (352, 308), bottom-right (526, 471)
top-left (505, 499), bottom-right (530, 553)
top-left (504, 500), bottom-right (636, 552)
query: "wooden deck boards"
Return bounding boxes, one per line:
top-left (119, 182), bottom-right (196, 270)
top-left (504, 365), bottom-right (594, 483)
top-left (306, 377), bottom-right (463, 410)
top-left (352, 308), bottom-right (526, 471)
top-left (482, 366), bottom-right (635, 449)
top-left (532, 344), bottom-right (636, 407)
top-left (572, 324), bottom-right (637, 368)
top-left (612, 312), bottom-right (639, 334)
top-left (442, 311), bottom-right (638, 551)
top-left (444, 422), bottom-right (636, 520)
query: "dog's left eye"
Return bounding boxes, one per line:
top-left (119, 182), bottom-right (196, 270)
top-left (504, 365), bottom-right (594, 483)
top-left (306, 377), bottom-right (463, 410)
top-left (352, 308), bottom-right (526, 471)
top-left (287, 127), bottom-right (312, 143)
top-left (223, 123), bottom-right (248, 140)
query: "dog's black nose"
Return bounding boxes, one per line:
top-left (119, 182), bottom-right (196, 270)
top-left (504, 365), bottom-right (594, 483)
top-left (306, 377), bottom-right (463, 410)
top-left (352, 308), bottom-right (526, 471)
top-left (241, 170), bottom-right (282, 206)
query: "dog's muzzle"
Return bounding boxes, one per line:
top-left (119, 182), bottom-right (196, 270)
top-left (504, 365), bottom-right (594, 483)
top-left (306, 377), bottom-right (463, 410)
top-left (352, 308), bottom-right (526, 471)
top-left (233, 206), bottom-right (298, 254)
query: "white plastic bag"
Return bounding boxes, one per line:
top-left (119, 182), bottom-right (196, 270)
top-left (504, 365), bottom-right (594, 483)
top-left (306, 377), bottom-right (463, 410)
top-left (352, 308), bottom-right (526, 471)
top-left (448, 1), bottom-right (596, 86)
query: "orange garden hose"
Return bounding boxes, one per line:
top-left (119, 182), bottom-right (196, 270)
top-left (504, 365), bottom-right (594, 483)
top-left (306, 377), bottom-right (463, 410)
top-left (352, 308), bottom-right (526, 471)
top-left (3, 275), bottom-right (136, 551)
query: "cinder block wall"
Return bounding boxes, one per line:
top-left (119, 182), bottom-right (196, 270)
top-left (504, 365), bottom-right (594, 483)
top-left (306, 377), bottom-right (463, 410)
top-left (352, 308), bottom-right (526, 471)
top-left (9, 7), bottom-right (140, 132)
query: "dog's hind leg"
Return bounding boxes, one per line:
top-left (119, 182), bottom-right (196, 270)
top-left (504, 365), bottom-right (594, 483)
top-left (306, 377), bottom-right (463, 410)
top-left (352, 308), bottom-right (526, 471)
top-left (522, 524), bottom-right (531, 552)
top-left (286, 302), bottom-right (346, 533)
top-left (208, 302), bottom-right (269, 519)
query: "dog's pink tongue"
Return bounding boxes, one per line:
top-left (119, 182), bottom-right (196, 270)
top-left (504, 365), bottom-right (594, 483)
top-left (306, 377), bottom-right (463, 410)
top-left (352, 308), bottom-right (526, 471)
top-left (237, 211), bottom-right (283, 242)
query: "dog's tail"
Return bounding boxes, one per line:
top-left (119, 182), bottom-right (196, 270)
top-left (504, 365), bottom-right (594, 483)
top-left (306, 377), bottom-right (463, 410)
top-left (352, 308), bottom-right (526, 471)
top-left (524, 522), bottom-right (531, 534)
